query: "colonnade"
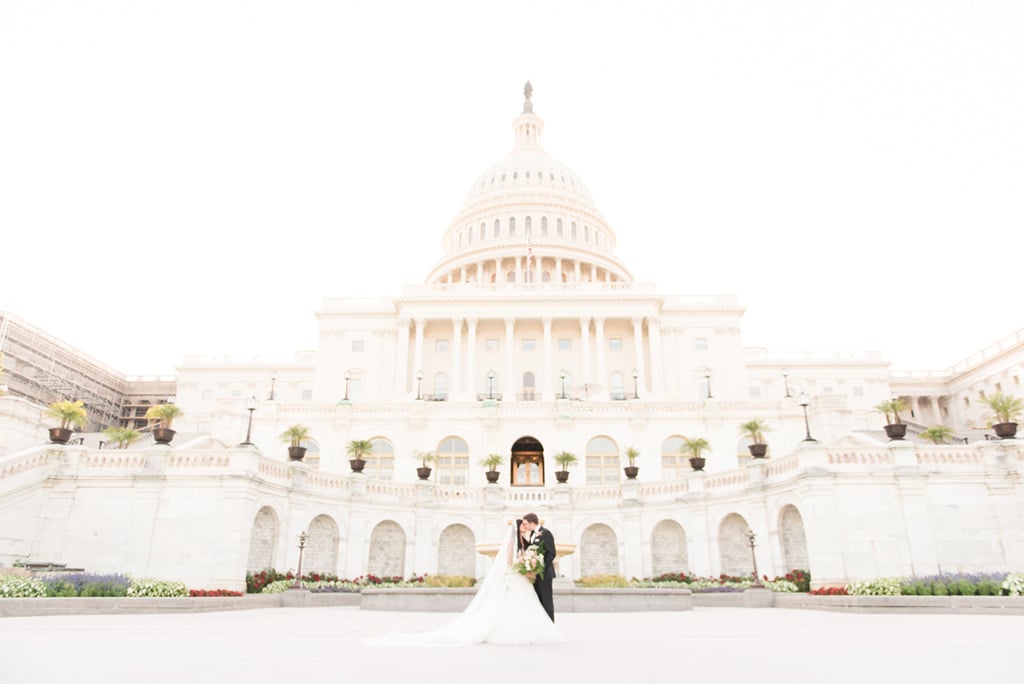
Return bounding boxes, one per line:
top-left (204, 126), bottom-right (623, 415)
top-left (439, 255), bottom-right (621, 285)
top-left (395, 315), bottom-right (664, 402)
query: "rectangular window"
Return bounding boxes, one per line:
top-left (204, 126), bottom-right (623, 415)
top-left (201, 390), bottom-right (213, 400)
top-left (485, 339), bottom-right (499, 352)
top-left (749, 387), bottom-right (761, 399)
top-left (301, 388), bottom-right (313, 401)
top-left (522, 338), bottom-right (536, 351)
top-left (823, 386), bottom-right (834, 394)
top-left (852, 386), bottom-right (864, 397)
top-left (609, 338), bottom-right (623, 352)
top-left (695, 337), bottom-right (708, 350)
top-left (436, 339), bottom-right (449, 352)
top-left (352, 340), bottom-right (364, 352)
top-left (558, 338), bottom-right (571, 352)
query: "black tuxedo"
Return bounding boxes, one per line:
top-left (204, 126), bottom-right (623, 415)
top-left (530, 526), bottom-right (556, 621)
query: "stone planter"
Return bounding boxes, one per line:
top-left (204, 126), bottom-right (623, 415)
top-left (288, 446), bottom-right (307, 461)
top-left (554, 470), bottom-right (570, 483)
top-left (883, 424), bottom-right (907, 440)
top-left (485, 470), bottom-right (500, 484)
top-left (993, 422), bottom-right (1018, 439)
top-left (748, 443), bottom-right (768, 458)
top-left (689, 457), bottom-right (706, 472)
top-left (48, 427), bottom-right (72, 445)
top-left (349, 458), bottom-right (366, 473)
top-left (623, 466), bottom-right (639, 479)
top-left (416, 466), bottom-right (432, 480)
top-left (153, 428), bottom-right (176, 445)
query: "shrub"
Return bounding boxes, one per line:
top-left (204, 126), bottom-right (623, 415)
top-left (189, 589), bottom-right (244, 597)
top-left (421, 574), bottom-right (476, 588)
top-left (782, 569), bottom-right (811, 592)
top-left (977, 579), bottom-right (1001, 596)
top-left (651, 572), bottom-right (692, 583)
top-left (127, 578), bottom-right (188, 597)
top-left (40, 573), bottom-right (131, 597)
top-left (809, 586), bottom-right (848, 595)
top-left (0, 575), bottom-right (48, 598)
top-left (576, 574), bottom-right (631, 588)
top-left (262, 579), bottom-right (299, 594)
top-left (847, 578), bottom-right (902, 596)
top-left (931, 581), bottom-right (948, 596)
top-left (1002, 573), bottom-right (1024, 596)
top-left (764, 579), bottom-right (799, 593)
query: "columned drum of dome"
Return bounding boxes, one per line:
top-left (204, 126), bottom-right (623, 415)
top-left (425, 83), bottom-right (633, 287)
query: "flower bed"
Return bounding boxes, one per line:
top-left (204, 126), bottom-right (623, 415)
top-left (252, 571), bottom-right (472, 594)
top-left (576, 571), bottom-right (805, 593)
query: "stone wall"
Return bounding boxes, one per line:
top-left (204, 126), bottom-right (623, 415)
top-left (305, 515), bottom-right (339, 575)
top-left (580, 523), bottom-right (619, 576)
top-left (780, 505), bottom-right (809, 570)
top-left (719, 513), bottom-right (751, 576)
top-left (367, 520), bottom-right (405, 577)
top-left (437, 524), bottom-right (475, 576)
top-left (651, 519), bottom-right (688, 575)
top-left (246, 506), bottom-right (278, 572)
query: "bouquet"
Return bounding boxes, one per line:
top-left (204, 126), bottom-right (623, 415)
top-left (513, 543), bottom-right (545, 581)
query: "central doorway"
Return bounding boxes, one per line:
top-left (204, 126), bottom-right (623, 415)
top-left (510, 436), bottom-right (545, 486)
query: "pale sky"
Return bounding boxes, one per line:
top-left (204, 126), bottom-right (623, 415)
top-left (2, 1), bottom-right (1022, 376)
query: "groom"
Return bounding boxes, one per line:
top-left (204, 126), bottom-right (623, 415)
top-left (523, 513), bottom-right (556, 621)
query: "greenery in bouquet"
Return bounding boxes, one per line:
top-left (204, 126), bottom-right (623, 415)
top-left (512, 544), bottom-right (545, 579)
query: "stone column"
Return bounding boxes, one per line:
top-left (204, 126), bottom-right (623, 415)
top-left (451, 317), bottom-right (463, 401)
top-left (459, 266), bottom-right (466, 283)
top-left (504, 318), bottom-right (515, 400)
top-left (632, 316), bottom-right (647, 396)
top-left (542, 317), bottom-right (554, 400)
top-left (534, 254), bottom-right (543, 283)
top-left (594, 316), bottom-right (606, 390)
top-left (932, 396), bottom-right (944, 425)
top-left (648, 317), bottom-right (663, 396)
top-left (515, 256), bottom-right (523, 284)
top-left (476, 262), bottom-right (483, 283)
top-left (396, 318), bottom-right (411, 397)
top-left (413, 318), bottom-right (426, 386)
top-left (466, 318), bottom-right (478, 398)
top-left (579, 316), bottom-right (591, 384)
top-left (555, 257), bottom-right (563, 284)
top-left (574, 261), bottom-right (581, 282)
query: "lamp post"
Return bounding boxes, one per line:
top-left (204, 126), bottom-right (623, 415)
top-left (239, 395), bottom-right (257, 446)
top-left (343, 371), bottom-right (352, 401)
top-left (782, 368), bottom-right (791, 398)
top-left (416, 370), bottom-right (423, 400)
top-left (700, 367), bottom-right (712, 399)
top-left (746, 529), bottom-right (765, 588)
top-left (487, 369), bottom-right (496, 400)
top-left (292, 531), bottom-right (309, 590)
top-left (559, 369), bottom-right (568, 399)
top-left (798, 392), bottom-right (816, 442)
top-left (631, 368), bottom-right (639, 399)
top-left (268, 371), bottom-right (277, 401)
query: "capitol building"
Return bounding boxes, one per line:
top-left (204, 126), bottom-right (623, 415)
top-left (1, 85), bottom-right (1023, 590)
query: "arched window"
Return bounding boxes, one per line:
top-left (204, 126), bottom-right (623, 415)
top-left (433, 372), bottom-right (448, 401)
top-left (661, 435), bottom-right (687, 479)
top-left (367, 437), bottom-right (395, 480)
top-left (466, 228), bottom-right (472, 243)
top-left (435, 436), bottom-right (470, 485)
top-left (507, 271), bottom-right (516, 283)
top-left (609, 371), bottom-right (625, 400)
top-left (541, 271), bottom-right (550, 283)
top-left (457, 233), bottom-right (462, 247)
top-left (584, 225), bottom-right (590, 242)
top-left (541, 217), bottom-right (548, 235)
top-left (480, 222), bottom-right (486, 240)
top-left (509, 217), bottom-right (516, 236)
top-left (586, 436), bottom-right (620, 485)
top-left (556, 218), bottom-right (563, 236)
top-left (494, 219), bottom-right (500, 237)
top-left (525, 216), bottom-right (532, 235)
top-left (571, 222), bottom-right (577, 239)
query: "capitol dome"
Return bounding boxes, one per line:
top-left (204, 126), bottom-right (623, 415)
top-left (424, 83), bottom-right (633, 286)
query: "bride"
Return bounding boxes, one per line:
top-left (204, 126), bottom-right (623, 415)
top-left (365, 519), bottom-right (563, 647)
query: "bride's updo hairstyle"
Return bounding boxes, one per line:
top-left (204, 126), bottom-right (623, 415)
top-left (514, 518), bottom-right (525, 552)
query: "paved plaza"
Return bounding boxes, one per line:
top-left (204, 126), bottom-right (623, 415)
top-left (0, 606), bottom-right (1020, 684)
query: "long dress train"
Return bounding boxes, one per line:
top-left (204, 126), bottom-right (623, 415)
top-left (364, 525), bottom-right (563, 647)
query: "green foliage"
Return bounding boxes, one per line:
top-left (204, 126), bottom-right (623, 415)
top-left (0, 575), bottom-right (48, 597)
top-left (738, 419), bottom-right (770, 444)
top-left (421, 574), bottom-right (477, 588)
top-left (413, 450), bottom-right (438, 467)
top-left (919, 425), bottom-right (955, 444)
top-left (980, 392), bottom-right (1024, 425)
top-left (102, 426), bottom-right (143, 449)
top-left (847, 577), bottom-right (902, 596)
top-left (1003, 573), bottom-right (1024, 596)
top-left (278, 424), bottom-right (311, 447)
top-left (144, 403), bottom-right (183, 429)
top-left (623, 446), bottom-right (640, 466)
top-left (45, 400), bottom-right (88, 430)
top-left (346, 439), bottom-right (374, 459)
top-left (932, 581), bottom-right (949, 596)
top-left (977, 580), bottom-right (1001, 596)
top-left (127, 577), bottom-right (188, 597)
top-left (681, 437), bottom-right (709, 458)
top-left (577, 574), bottom-right (631, 588)
top-left (874, 399), bottom-right (907, 425)
top-left (479, 453), bottom-right (504, 471)
top-left (554, 451), bottom-right (578, 469)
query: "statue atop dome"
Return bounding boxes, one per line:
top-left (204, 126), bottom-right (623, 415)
top-left (523, 80), bottom-right (533, 113)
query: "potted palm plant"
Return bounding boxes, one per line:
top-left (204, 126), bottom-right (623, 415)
top-left (553, 451), bottom-right (578, 483)
top-left (682, 437), bottom-right (709, 471)
top-left (980, 392), bottom-right (1023, 439)
top-left (102, 426), bottom-right (143, 449)
top-left (280, 425), bottom-right (311, 461)
top-left (874, 399), bottom-right (908, 440)
top-left (739, 419), bottom-right (770, 458)
top-left (346, 439), bottom-right (374, 473)
top-left (622, 446), bottom-right (640, 479)
top-left (414, 450), bottom-right (437, 480)
top-left (919, 425), bottom-right (954, 445)
top-left (45, 400), bottom-right (88, 444)
top-left (479, 453), bottom-right (504, 484)
top-left (145, 403), bottom-right (183, 445)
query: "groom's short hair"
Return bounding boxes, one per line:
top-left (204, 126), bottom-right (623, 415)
top-left (523, 513), bottom-right (539, 525)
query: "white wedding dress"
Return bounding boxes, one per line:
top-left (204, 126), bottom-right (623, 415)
top-left (365, 525), bottom-right (563, 647)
